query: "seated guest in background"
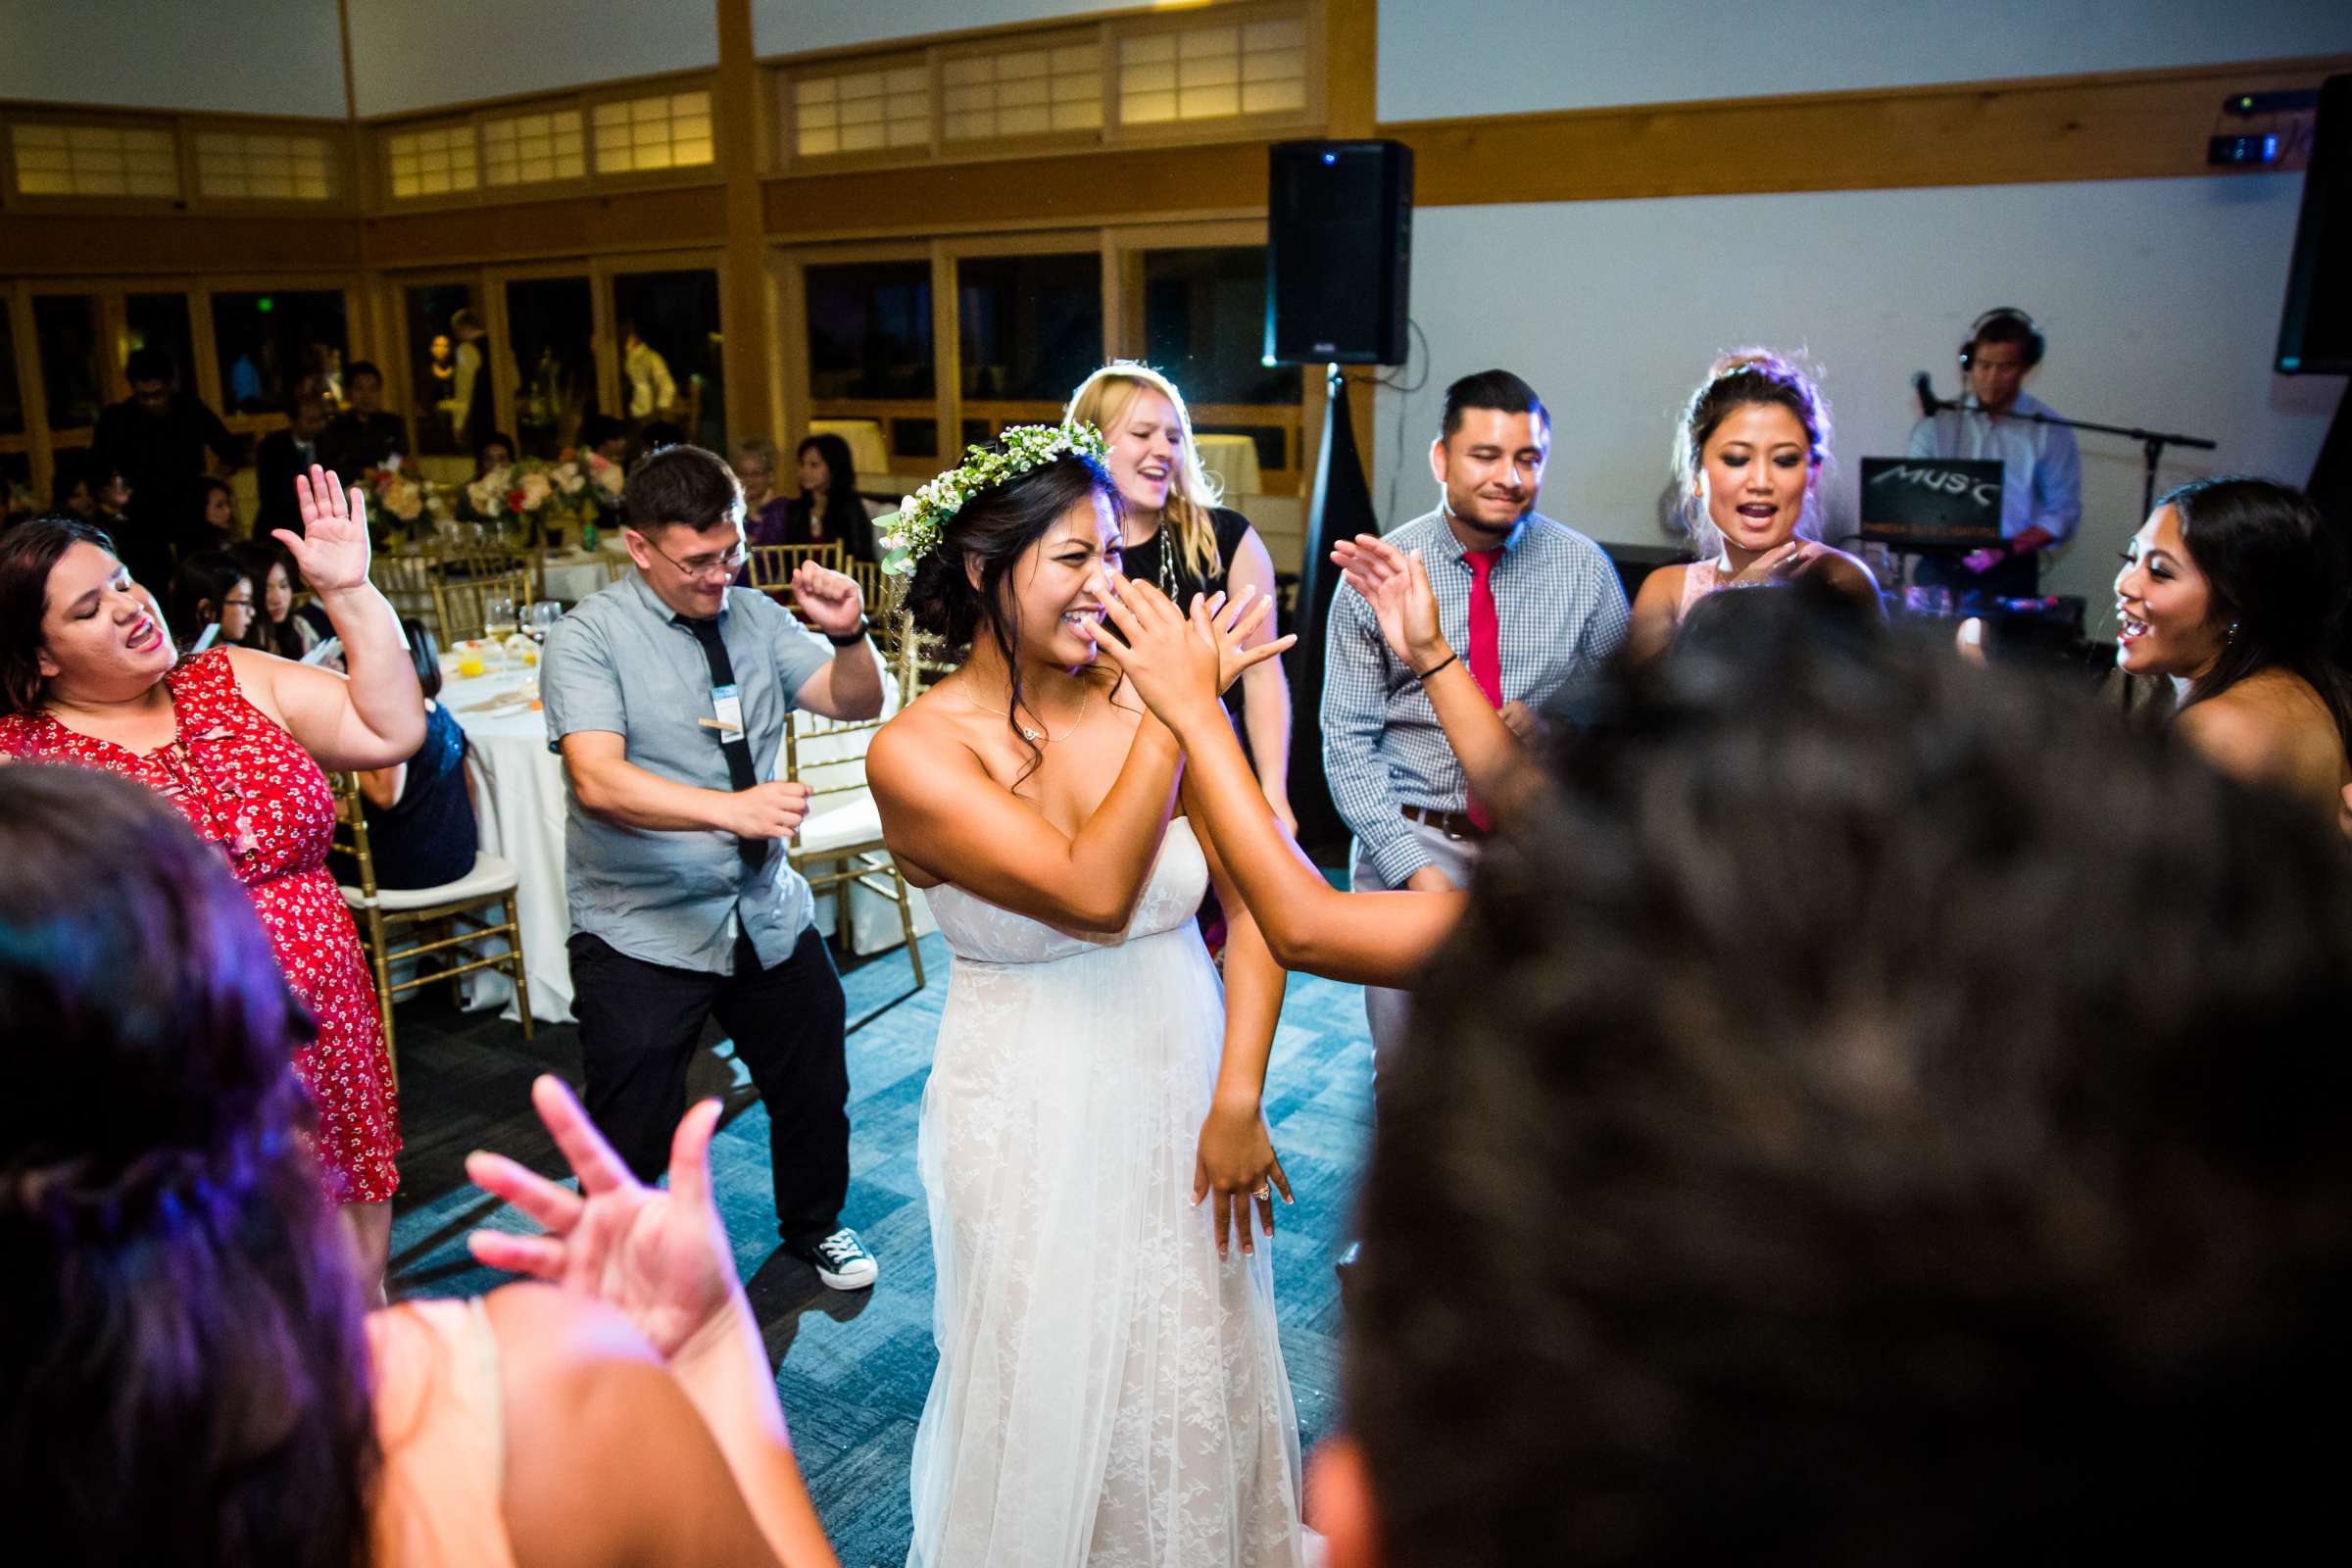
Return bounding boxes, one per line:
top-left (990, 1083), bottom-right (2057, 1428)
top-left (640, 418), bottom-right (687, 455)
top-left (1322, 368), bottom-right (1628, 1091)
top-left (2116, 475), bottom-right (2352, 830)
top-left (319, 359), bottom-right (410, 477)
top-left (1068, 360), bottom-right (1296, 832)
top-left (1908, 307), bottom-right (2080, 598)
top-left (231, 537), bottom-right (320, 660)
top-left (1628, 350), bottom-right (1879, 662)
top-left (458, 430), bottom-right (518, 522)
top-left (48, 460), bottom-right (96, 523)
top-left (189, 473), bottom-right (240, 550)
top-left (256, 393), bottom-right (330, 538)
top-left (786, 431), bottom-right (881, 562)
top-left (0, 766), bottom-right (841, 1568)
top-left (733, 435), bottom-right (795, 548)
top-left (0, 472), bottom-right (422, 1287)
top-left (1313, 596), bottom-right (2352, 1567)
top-left (579, 413), bottom-right (631, 467)
top-left (93, 345), bottom-right (242, 590)
top-left (329, 617), bottom-right (478, 891)
top-left (166, 548), bottom-right (253, 655)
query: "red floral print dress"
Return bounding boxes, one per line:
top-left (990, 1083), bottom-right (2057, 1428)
top-left (0, 650), bottom-right (401, 1201)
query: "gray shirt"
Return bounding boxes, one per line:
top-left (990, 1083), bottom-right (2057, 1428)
top-left (541, 572), bottom-right (835, 973)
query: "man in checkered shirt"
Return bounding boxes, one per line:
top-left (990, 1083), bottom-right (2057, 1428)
top-left (1321, 369), bottom-right (1629, 1086)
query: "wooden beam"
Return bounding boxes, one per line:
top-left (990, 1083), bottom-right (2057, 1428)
top-left (0, 213), bottom-right (366, 274)
top-left (716, 0), bottom-right (773, 445)
top-left (359, 187), bottom-right (726, 269)
top-left (1391, 54), bottom-right (2352, 207)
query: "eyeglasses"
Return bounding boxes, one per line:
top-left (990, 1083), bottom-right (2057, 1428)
top-left (634, 531), bottom-right (749, 580)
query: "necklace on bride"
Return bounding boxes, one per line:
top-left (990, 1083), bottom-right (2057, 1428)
top-left (964, 683), bottom-right (1094, 745)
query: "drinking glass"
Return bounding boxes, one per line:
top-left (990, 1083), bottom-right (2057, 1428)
top-left (525, 600), bottom-right (563, 645)
top-left (485, 594), bottom-right (519, 642)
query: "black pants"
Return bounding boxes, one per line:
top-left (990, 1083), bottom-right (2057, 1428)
top-left (569, 925), bottom-right (849, 1246)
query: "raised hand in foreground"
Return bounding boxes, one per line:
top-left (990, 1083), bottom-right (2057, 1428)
top-left (1086, 573), bottom-right (1293, 726)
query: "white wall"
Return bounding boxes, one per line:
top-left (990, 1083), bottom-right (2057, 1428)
top-left (1374, 174), bottom-right (2346, 635)
top-left (753, 0), bottom-right (1110, 57)
top-left (1379, 0), bottom-right (2352, 122)
top-left (347, 1), bottom-right (718, 118)
top-left (0, 0), bottom-right (346, 118)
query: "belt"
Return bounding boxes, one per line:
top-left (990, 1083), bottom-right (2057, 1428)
top-left (1400, 804), bottom-right (1487, 841)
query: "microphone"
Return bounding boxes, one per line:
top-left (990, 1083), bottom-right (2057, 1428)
top-left (1912, 371), bottom-right (1941, 416)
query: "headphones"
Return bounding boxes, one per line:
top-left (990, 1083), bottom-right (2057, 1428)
top-left (1959, 307), bottom-right (2045, 370)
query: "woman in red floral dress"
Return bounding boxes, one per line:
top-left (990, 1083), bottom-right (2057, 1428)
top-left (0, 466), bottom-right (425, 1287)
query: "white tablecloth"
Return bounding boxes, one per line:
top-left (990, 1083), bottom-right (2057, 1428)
top-left (540, 547), bottom-right (633, 605)
top-left (439, 650), bottom-right (928, 1024)
top-left (1195, 432), bottom-right (1263, 496)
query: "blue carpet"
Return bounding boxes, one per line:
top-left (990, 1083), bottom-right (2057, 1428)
top-left (389, 929), bottom-right (1374, 1564)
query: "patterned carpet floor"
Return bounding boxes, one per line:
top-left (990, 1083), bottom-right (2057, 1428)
top-left (387, 928), bottom-right (1375, 1565)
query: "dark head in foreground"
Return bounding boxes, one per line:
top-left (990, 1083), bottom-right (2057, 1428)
top-left (0, 765), bottom-right (375, 1568)
top-left (1328, 590), bottom-right (2352, 1564)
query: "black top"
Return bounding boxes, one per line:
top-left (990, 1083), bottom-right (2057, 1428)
top-left (333, 702), bottom-right (478, 891)
top-left (319, 411), bottom-right (410, 477)
top-left (254, 431), bottom-right (321, 537)
top-left (94, 394), bottom-right (241, 582)
top-left (1121, 506), bottom-right (1253, 610)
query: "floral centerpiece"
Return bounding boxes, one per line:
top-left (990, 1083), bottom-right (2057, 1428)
top-left (463, 448), bottom-right (621, 545)
top-left (359, 465), bottom-right (452, 546)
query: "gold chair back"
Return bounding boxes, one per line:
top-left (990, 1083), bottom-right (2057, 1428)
top-left (745, 541), bottom-right (844, 598)
top-left (782, 708), bottom-right (925, 990)
top-left (432, 568), bottom-right (536, 642)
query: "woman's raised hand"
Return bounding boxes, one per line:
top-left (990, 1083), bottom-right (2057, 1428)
top-left (465, 1074), bottom-right (741, 1361)
top-left (281, 464), bottom-right (372, 595)
top-left (1334, 534), bottom-right (1445, 668)
top-left (1725, 539), bottom-right (1812, 588)
top-left (1196, 584), bottom-right (1292, 695)
top-left (1088, 570), bottom-right (1222, 725)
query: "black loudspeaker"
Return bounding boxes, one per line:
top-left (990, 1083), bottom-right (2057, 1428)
top-left (2278, 73), bottom-right (2351, 374)
top-left (1265, 139), bottom-right (1412, 366)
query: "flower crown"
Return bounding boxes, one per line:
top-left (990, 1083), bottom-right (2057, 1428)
top-left (878, 419), bottom-right (1110, 578)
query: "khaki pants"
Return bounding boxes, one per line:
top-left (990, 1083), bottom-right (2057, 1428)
top-left (1349, 815), bottom-right (1485, 1105)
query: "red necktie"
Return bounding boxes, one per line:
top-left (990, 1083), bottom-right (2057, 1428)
top-left (1464, 548), bottom-right (1503, 830)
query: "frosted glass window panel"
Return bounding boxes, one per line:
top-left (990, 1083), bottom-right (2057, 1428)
top-left (386, 122), bottom-right (479, 199)
top-left (1119, 17), bottom-right (1305, 127)
top-left (13, 123), bottom-right (178, 198)
top-left (791, 67), bottom-right (929, 158)
top-left (592, 90), bottom-right (714, 174)
top-left (482, 110), bottom-right (584, 187)
top-left (196, 131), bottom-right (337, 200)
top-left (944, 41), bottom-right (1102, 142)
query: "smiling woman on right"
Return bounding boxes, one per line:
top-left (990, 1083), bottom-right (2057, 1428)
top-left (2114, 475), bottom-right (2352, 830)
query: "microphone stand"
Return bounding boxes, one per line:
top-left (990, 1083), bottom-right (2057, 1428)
top-left (1924, 386), bottom-right (2218, 517)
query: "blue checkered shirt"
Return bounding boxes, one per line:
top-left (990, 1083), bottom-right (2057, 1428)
top-left (1320, 508), bottom-right (1629, 886)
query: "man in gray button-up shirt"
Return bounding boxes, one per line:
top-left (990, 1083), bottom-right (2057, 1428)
top-left (541, 444), bottom-right (887, 1289)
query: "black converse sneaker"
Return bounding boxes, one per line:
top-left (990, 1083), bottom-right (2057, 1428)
top-left (790, 1227), bottom-right (878, 1291)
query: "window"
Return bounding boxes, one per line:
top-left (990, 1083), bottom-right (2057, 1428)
top-left (613, 270), bottom-right (724, 449)
top-left (0, 304), bottom-right (24, 439)
top-left (1140, 247), bottom-right (1296, 407)
top-left (805, 262), bottom-right (934, 402)
top-left (32, 295), bottom-right (104, 430)
top-left (592, 91), bottom-right (713, 175)
top-left (212, 290), bottom-right (349, 416)
top-left (404, 283), bottom-right (477, 457)
top-left (793, 68), bottom-right (930, 158)
top-left (484, 109), bottom-right (585, 187)
top-left (122, 294), bottom-right (197, 388)
top-left (956, 253), bottom-right (1102, 405)
top-left (195, 131), bottom-right (337, 200)
top-left (387, 122), bottom-right (478, 199)
top-left (11, 122), bottom-right (177, 198)
top-left (943, 44), bottom-right (1102, 143)
top-left (1118, 18), bottom-right (1306, 125)
top-left (504, 276), bottom-right (600, 459)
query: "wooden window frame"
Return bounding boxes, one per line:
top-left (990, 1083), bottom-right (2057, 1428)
top-left (0, 105), bottom-right (359, 216)
top-left (582, 81), bottom-right (721, 192)
top-left (187, 119), bottom-right (351, 210)
top-left (381, 118), bottom-right (483, 205)
top-left (1103, 0), bottom-right (1323, 151)
top-left (775, 51), bottom-right (937, 173)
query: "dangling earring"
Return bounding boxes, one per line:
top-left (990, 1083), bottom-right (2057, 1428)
top-left (2227, 618), bottom-right (2240, 643)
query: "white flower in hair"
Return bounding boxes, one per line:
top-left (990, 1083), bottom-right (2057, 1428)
top-left (877, 420), bottom-right (1110, 578)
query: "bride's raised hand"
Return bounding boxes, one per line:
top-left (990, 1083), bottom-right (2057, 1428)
top-left (1088, 570), bottom-right (1223, 727)
top-left (1193, 1100), bottom-right (1294, 1258)
top-left (1190, 584), bottom-right (1295, 695)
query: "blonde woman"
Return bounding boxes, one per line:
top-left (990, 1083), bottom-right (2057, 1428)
top-left (1067, 361), bottom-right (1298, 832)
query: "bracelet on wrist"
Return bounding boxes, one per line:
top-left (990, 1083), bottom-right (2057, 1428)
top-left (826, 617), bottom-right (869, 648)
top-left (1411, 651), bottom-right (1458, 681)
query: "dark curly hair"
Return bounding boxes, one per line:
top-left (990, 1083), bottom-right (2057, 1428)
top-left (0, 765), bottom-right (378, 1567)
top-left (1348, 591), bottom-right (2352, 1565)
top-left (901, 444), bottom-right (1123, 776)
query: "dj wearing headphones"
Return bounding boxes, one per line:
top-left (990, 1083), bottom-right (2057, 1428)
top-left (1907, 308), bottom-right (2082, 598)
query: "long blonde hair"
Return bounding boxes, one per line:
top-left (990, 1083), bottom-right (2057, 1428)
top-left (1064, 361), bottom-right (1223, 583)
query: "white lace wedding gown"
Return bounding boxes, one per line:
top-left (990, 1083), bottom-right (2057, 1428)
top-left (906, 818), bottom-right (1305, 1567)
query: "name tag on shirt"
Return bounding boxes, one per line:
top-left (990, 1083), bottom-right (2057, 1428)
top-left (710, 682), bottom-right (745, 736)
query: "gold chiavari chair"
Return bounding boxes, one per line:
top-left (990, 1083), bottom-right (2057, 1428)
top-left (329, 772), bottom-right (533, 1079)
top-left (783, 709), bottom-right (925, 989)
top-left (370, 555), bottom-right (443, 634)
top-left (431, 569), bottom-right (536, 642)
top-left (745, 542), bottom-right (844, 607)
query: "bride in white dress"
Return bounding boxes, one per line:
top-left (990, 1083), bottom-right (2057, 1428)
top-left (865, 425), bottom-right (1304, 1567)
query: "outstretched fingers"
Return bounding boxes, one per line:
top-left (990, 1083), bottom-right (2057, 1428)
top-left (531, 1073), bottom-right (640, 1198)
